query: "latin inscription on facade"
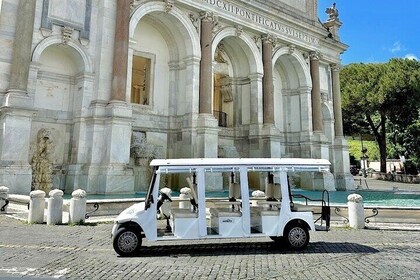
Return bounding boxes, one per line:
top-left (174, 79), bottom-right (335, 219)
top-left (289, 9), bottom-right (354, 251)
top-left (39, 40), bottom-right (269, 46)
top-left (200, 0), bottom-right (319, 46)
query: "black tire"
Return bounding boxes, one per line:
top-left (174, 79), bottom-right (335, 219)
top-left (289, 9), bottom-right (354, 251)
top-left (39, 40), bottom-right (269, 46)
top-left (113, 227), bottom-right (142, 257)
top-left (284, 223), bottom-right (310, 250)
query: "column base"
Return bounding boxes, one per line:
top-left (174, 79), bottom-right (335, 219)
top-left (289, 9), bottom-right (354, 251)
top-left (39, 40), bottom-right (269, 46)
top-left (196, 114), bottom-right (219, 158)
top-left (335, 173), bottom-right (355, 191)
top-left (310, 132), bottom-right (330, 159)
top-left (299, 171), bottom-right (336, 191)
top-left (248, 124), bottom-right (282, 158)
top-left (332, 137), bottom-right (354, 190)
top-left (2, 89), bottom-right (33, 108)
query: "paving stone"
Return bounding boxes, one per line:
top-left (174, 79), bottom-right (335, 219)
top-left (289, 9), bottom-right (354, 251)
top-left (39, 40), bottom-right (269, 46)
top-left (0, 215), bottom-right (419, 279)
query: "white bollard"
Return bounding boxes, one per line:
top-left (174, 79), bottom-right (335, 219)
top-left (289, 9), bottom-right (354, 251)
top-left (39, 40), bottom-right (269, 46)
top-left (47, 189), bottom-right (64, 225)
top-left (347, 194), bottom-right (365, 229)
top-left (69, 189), bottom-right (87, 224)
top-left (251, 190), bottom-right (265, 206)
top-left (0, 186), bottom-right (9, 213)
top-left (179, 187), bottom-right (191, 209)
top-left (28, 190), bottom-right (46, 224)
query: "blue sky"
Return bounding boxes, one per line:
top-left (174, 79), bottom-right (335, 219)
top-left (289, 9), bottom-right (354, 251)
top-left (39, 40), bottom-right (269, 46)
top-left (318, 1), bottom-right (420, 65)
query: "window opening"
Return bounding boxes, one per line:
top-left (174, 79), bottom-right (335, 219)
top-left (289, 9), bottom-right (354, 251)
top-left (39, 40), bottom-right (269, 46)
top-left (131, 55), bottom-right (151, 105)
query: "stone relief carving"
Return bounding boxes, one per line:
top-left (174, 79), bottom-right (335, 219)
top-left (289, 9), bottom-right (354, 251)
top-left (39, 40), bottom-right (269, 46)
top-left (220, 75), bottom-right (233, 103)
top-left (326, 3), bottom-right (339, 22)
top-left (130, 131), bottom-right (163, 166)
top-left (62, 26), bottom-right (74, 44)
top-left (31, 128), bottom-right (54, 193)
top-left (215, 43), bottom-right (227, 63)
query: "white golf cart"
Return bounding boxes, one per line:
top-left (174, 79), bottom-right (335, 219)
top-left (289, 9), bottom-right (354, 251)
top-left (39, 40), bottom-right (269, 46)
top-left (112, 158), bottom-right (331, 256)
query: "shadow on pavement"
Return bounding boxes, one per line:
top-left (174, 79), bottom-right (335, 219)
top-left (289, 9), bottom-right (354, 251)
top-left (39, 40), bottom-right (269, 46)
top-left (124, 241), bottom-right (379, 258)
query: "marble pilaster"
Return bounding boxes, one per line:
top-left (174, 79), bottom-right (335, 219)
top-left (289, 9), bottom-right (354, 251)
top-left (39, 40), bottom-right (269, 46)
top-left (248, 73), bottom-right (263, 124)
top-left (331, 64), bottom-right (343, 137)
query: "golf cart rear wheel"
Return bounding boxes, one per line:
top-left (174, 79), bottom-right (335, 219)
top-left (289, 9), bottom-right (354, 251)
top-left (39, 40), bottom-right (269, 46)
top-left (284, 223), bottom-right (309, 250)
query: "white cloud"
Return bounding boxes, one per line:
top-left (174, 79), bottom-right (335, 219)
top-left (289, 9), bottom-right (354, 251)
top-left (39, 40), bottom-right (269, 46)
top-left (404, 54), bottom-right (419, 61)
top-left (390, 41), bottom-right (407, 53)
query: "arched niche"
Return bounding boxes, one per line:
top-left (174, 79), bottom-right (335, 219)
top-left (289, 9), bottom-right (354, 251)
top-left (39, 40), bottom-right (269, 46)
top-left (273, 48), bottom-right (312, 157)
top-left (129, 2), bottom-right (200, 116)
top-left (212, 28), bottom-right (263, 126)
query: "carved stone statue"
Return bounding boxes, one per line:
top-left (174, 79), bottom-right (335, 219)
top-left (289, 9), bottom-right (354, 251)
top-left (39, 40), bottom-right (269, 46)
top-left (326, 3), bottom-right (339, 22)
top-left (31, 128), bottom-right (54, 193)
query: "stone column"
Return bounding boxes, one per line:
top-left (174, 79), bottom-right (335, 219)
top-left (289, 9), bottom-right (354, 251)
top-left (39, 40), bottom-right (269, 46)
top-left (310, 51), bottom-right (323, 132)
top-left (330, 65), bottom-right (354, 190)
top-left (111, 0), bottom-right (130, 101)
top-left (0, 0), bottom-right (36, 194)
top-left (262, 34), bottom-right (275, 124)
top-left (6, 0), bottom-right (36, 105)
top-left (199, 11), bottom-right (215, 115)
top-left (331, 64), bottom-right (344, 137)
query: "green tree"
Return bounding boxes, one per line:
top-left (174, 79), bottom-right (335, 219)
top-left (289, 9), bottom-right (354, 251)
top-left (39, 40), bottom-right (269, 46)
top-left (340, 59), bottom-right (420, 173)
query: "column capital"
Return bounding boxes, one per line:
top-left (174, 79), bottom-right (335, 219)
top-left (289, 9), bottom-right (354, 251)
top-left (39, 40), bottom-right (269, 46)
top-left (199, 11), bottom-right (217, 23)
top-left (309, 51), bottom-right (322, 61)
top-left (261, 33), bottom-right (276, 46)
top-left (330, 63), bottom-right (342, 72)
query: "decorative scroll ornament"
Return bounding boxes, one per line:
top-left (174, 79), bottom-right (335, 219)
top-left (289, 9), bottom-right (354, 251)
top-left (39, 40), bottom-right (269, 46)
top-left (61, 26), bottom-right (74, 44)
top-left (215, 43), bottom-right (227, 63)
top-left (253, 35), bottom-right (262, 51)
top-left (189, 13), bottom-right (200, 33)
top-left (165, 0), bottom-right (175, 13)
top-left (130, 0), bottom-right (141, 12)
top-left (321, 91), bottom-right (328, 102)
top-left (288, 44), bottom-right (296, 55)
top-left (235, 25), bottom-right (243, 37)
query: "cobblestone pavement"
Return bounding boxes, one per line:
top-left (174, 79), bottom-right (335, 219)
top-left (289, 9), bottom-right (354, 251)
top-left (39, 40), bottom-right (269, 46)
top-left (0, 215), bottom-right (419, 280)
